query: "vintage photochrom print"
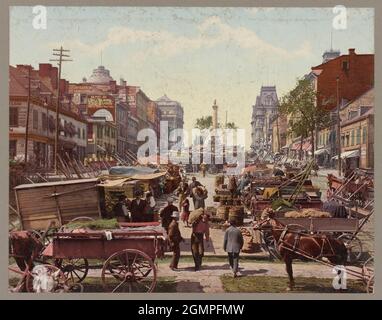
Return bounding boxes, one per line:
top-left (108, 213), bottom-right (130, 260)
top-left (8, 5), bottom-right (374, 295)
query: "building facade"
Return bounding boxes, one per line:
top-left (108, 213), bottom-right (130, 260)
top-left (86, 116), bottom-right (117, 160)
top-left (251, 86), bottom-right (279, 151)
top-left (9, 65), bottom-right (87, 167)
top-left (338, 88), bottom-right (374, 170)
top-left (311, 49), bottom-right (374, 165)
top-left (270, 114), bottom-right (287, 154)
top-left (156, 95), bottom-right (184, 150)
top-left (68, 65), bottom-right (130, 159)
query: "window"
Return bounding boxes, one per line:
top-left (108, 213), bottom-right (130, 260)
top-left (341, 135), bottom-right (345, 147)
top-left (97, 125), bottom-right (103, 139)
top-left (342, 61), bottom-right (349, 70)
top-left (42, 113), bottom-right (47, 131)
top-left (9, 140), bottom-right (16, 159)
top-left (77, 128), bottom-right (80, 138)
top-left (356, 128), bottom-right (361, 145)
top-left (351, 130), bottom-right (354, 146)
top-left (362, 127), bottom-right (367, 144)
top-left (82, 128), bottom-right (85, 139)
top-left (33, 110), bottom-right (38, 129)
top-left (10, 108), bottom-right (18, 127)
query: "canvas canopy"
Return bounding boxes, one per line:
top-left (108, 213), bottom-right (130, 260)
top-left (109, 166), bottom-right (159, 176)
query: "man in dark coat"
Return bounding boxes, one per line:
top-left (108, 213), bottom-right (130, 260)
top-left (167, 211), bottom-right (183, 270)
top-left (129, 191), bottom-right (147, 222)
top-left (223, 218), bottom-right (244, 277)
top-left (160, 198), bottom-right (178, 233)
top-left (113, 195), bottom-right (131, 222)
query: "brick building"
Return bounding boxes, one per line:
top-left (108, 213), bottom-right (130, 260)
top-left (311, 48), bottom-right (374, 165)
top-left (9, 64), bottom-right (87, 167)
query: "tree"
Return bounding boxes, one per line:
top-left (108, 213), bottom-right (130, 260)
top-left (279, 78), bottom-right (331, 157)
top-left (195, 116), bottom-right (213, 130)
top-left (225, 122), bottom-right (238, 129)
top-left (194, 116), bottom-right (238, 130)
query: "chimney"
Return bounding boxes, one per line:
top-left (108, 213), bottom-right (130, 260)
top-left (348, 48), bottom-right (356, 55)
top-left (39, 63), bottom-right (52, 78)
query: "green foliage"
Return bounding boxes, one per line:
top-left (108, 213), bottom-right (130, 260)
top-left (225, 122), bottom-right (238, 129)
top-left (279, 78), bottom-right (331, 148)
top-left (194, 116), bottom-right (238, 130)
top-left (66, 218), bottom-right (119, 230)
top-left (195, 116), bottom-right (213, 129)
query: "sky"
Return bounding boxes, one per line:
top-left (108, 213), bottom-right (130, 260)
top-left (10, 6), bottom-right (374, 148)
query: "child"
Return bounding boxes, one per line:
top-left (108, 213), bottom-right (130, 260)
top-left (181, 198), bottom-right (190, 227)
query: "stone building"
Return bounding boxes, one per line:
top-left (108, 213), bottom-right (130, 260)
top-left (68, 65), bottom-right (130, 159)
top-left (251, 86), bottom-right (279, 151)
top-left (156, 95), bottom-right (184, 150)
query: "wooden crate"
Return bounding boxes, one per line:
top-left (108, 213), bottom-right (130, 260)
top-left (15, 178), bottom-right (101, 230)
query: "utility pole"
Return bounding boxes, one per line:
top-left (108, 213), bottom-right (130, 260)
top-left (24, 65), bottom-right (32, 165)
top-left (336, 76), bottom-right (342, 176)
top-left (50, 46), bottom-right (72, 174)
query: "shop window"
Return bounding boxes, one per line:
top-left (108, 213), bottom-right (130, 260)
top-left (10, 108), bottom-right (18, 127)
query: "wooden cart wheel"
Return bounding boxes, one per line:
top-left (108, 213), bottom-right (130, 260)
top-left (55, 258), bottom-right (89, 283)
top-left (362, 257), bottom-right (374, 284)
top-left (366, 274), bottom-right (374, 294)
top-left (337, 234), bottom-right (363, 264)
top-left (101, 249), bottom-right (157, 293)
top-left (26, 264), bottom-right (67, 293)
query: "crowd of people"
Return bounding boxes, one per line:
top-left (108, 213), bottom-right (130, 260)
top-left (159, 176), bottom-right (244, 277)
top-left (112, 190), bottom-right (156, 222)
top-left (112, 174), bottom-right (245, 277)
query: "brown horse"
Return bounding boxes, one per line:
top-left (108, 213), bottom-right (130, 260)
top-left (9, 231), bottom-right (44, 271)
top-left (254, 210), bottom-right (348, 291)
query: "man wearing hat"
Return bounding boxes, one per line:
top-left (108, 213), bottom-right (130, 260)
top-left (159, 198), bottom-right (178, 233)
top-left (130, 190), bottom-right (147, 222)
top-left (223, 218), bottom-right (244, 277)
top-left (167, 211), bottom-right (183, 270)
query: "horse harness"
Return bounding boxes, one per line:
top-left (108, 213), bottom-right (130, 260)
top-left (278, 225), bottom-right (337, 259)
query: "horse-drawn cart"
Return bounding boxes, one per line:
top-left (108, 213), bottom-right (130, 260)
top-left (41, 223), bottom-right (167, 293)
top-left (259, 204), bottom-right (374, 264)
top-left (254, 212), bottom-right (374, 293)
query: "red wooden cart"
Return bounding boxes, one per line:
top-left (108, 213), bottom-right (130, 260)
top-left (42, 222), bottom-right (167, 293)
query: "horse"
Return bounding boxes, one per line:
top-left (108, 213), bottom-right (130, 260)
top-left (9, 231), bottom-right (44, 271)
top-left (254, 210), bottom-right (348, 291)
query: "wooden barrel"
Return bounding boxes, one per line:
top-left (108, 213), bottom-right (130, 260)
top-left (229, 206), bottom-right (245, 226)
top-left (215, 175), bottom-right (225, 188)
top-left (217, 206), bottom-right (230, 220)
top-left (213, 195), bottom-right (220, 202)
